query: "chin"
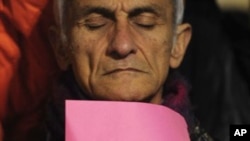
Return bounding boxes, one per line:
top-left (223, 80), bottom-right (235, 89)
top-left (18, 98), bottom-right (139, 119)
top-left (91, 88), bottom-right (161, 104)
top-left (89, 78), bottom-right (163, 103)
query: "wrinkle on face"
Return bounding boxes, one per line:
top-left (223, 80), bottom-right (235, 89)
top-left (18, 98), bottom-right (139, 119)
top-left (65, 0), bottom-right (176, 103)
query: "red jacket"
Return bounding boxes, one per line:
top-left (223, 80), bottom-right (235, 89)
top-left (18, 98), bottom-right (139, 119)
top-left (0, 0), bottom-right (58, 140)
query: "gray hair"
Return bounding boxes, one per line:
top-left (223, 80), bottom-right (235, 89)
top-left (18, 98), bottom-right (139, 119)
top-left (173, 0), bottom-right (185, 25)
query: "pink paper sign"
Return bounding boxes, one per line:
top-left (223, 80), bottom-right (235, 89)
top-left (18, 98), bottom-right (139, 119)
top-left (66, 100), bottom-right (190, 141)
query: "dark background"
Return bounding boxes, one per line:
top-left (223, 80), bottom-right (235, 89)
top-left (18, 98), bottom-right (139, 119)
top-left (180, 0), bottom-right (250, 140)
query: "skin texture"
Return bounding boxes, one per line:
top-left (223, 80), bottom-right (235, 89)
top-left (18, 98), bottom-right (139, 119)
top-left (50, 0), bottom-right (191, 104)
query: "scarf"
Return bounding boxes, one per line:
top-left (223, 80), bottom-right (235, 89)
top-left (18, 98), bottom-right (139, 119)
top-left (46, 70), bottom-right (200, 141)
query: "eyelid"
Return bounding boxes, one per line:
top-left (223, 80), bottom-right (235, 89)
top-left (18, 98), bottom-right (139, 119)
top-left (134, 14), bottom-right (157, 22)
top-left (139, 12), bottom-right (157, 17)
top-left (77, 14), bottom-right (109, 29)
top-left (85, 16), bottom-right (106, 24)
top-left (132, 13), bottom-right (157, 28)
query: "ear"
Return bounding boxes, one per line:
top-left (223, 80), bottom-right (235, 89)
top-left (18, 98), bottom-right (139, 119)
top-left (48, 26), bottom-right (70, 70)
top-left (170, 23), bottom-right (192, 68)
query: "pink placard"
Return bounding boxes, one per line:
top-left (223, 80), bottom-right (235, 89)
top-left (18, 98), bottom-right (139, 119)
top-left (66, 100), bottom-right (190, 141)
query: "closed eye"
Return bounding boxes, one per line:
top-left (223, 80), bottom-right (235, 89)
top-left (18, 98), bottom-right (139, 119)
top-left (77, 14), bottom-right (109, 30)
top-left (135, 23), bottom-right (155, 29)
top-left (84, 21), bottom-right (106, 30)
top-left (132, 14), bottom-right (157, 29)
top-left (85, 17), bottom-right (107, 30)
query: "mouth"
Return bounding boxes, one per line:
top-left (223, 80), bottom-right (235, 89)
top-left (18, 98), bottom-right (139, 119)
top-left (103, 68), bottom-right (145, 75)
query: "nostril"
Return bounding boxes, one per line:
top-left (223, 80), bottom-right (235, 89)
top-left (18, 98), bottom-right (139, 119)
top-left (109, 48), bottom-right (136, 59)
top-left (108, 28), bottom-right (137, 59)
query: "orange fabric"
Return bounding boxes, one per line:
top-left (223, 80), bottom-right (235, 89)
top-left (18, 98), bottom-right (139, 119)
top-left (0, 0), bottom-right (58, 140)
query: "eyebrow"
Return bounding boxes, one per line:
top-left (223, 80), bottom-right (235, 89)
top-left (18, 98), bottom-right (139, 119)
top-left (75, 4), bottom-right (164, 20)
top-left (128, 6), bottom-right (162, 18)
top-left (76, 6), bottom-right (115, 20)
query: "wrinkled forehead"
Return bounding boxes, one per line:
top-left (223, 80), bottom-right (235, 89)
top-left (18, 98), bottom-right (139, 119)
top-left (72, 0), bottom-right (173, 9)
top-left (58, 0), bottom-right (174, 7)
top-left (54, 0), bottom-right (175, 20)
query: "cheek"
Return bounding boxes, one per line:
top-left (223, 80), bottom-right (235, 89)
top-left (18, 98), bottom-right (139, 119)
top-left (139, 28), bottom-right (172, 68)
top-left (70, 31), bottom-right (92, 69)
top-left (140, 29), bottom-right (173, 84)
top-left (70, 27), bottom-right (104, 66)
top-left (151, 40), bottom-right (172, 83)
top-left (70, 37), bottom-right (93, 93)
top-left (69, 28), bottom-right (109, 93)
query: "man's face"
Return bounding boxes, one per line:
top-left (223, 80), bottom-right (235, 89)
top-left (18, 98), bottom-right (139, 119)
top-left (53, 0), bottom-right (191, 104)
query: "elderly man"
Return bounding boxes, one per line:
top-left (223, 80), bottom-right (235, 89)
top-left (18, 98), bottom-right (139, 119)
top-left (47, 0), bottom-right (212, 140)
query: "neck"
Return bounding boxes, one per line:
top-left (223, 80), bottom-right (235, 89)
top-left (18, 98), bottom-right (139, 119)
top-left (148, 89), bottom-right (164, 104)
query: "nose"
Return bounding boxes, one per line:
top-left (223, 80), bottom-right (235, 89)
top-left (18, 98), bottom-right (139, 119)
top-left (108, 22), bottom-right (137, 59)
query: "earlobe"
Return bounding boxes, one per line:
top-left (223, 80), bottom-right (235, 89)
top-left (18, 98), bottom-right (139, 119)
top-left (48, 26), bottom-right (70, 70)
top-left (170, 23), bottom-right (192, 68)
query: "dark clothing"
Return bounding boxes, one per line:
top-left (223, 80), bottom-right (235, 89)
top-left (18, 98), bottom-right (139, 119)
top-left (46, 70), bottom-right (214, 141)
top-left (181, 0), bottom-right (250, 140)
